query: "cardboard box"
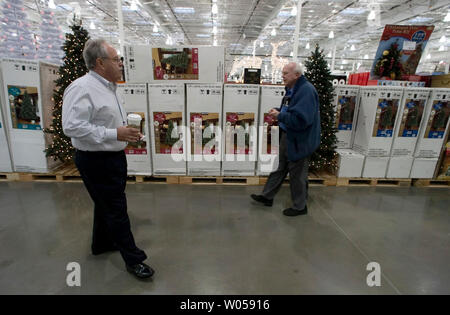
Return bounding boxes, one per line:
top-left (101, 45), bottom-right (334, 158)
top-left (221, 84), bottom-right (259, 176)
top-left (391, 88), bottom-right (431, 156)
top-left (332, 85), bottom-right (360, 148)
top-left (257, 85), bottom-right (285, 175)
top-left (414, 88), bottom-right (450, 158)
top-left (0, 58), bottom-right (60, 173)
top-left (410, 158), bottom-right (439, 178)
top-left (336, 149), bottom-right (365, 178)
top-left (186, 84), bottom-right (223, 175)
top-left (362, 156), bottom-right (389, 178)
top-left (353, 86), bottom-right (404, 156)
top-left (148, 84), bottom-right (186, 175)
top-left (431, 74), bottom-right (450, 88)
top-left (386, 156), bottom-right (414, 178)
top-left (117, 83), bottom-right (152, 175)
top-left (0, 77), bottom-right (13, 172)
top-left (124, 46), bottom-right (224, 84)
top-left (436, 141), bottom-right (450, 179)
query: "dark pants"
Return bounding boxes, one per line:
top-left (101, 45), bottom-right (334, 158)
top-left (262, 131), bottom-right (309, 210)
top-left (75, 150), bottom-right (147, 266)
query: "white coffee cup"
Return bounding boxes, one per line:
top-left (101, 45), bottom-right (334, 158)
top-left (127, 113), bottom-right (142, 129)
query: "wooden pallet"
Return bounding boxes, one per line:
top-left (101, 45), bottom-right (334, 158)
top-left (127, 175), bottom-right (179, 184)
top-left (412, 179), bottom-right (450, 187)
top-left (179, 176), bottom-right (260, 185)
top-left (336, 177), bottom-right (412, 187)
top-left (258, 172), bottom-right (337, 186)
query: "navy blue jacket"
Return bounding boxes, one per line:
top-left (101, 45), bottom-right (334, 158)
top-left (277, 75), bottom-right (321, 161)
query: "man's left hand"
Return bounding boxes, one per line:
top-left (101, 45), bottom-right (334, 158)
top-left (269, 108), bottom-right (280, 118)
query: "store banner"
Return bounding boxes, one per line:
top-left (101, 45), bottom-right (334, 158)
top-left (370, 25), bottom-right (434, 80)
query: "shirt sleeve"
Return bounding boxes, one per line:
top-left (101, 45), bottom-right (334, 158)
top-left (62, 83), bottom-right (117, 144)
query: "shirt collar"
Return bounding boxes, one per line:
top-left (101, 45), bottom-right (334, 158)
top-left (89, 71), bottom-right (117, 92)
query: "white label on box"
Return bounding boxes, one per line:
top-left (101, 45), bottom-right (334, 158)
top-left (403, 41), bottom-right (416, 51)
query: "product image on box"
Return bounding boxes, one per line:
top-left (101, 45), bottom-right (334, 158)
top-left (262, 113), bottom-right (279, 154)
top-left (397, 99), bottom-right (426, 137)
top-left (336, 95), bottom-right (357, 130)
top-left (152, 48), bottom-right (198, 80)
top-left (7, 85), bottom-right (40, 130)
top-left (190, 112), bottom-right (219, 155)
top-left (153, 112), bottom-right (183, 154)
top-left (225, 112), bottom-right (254, 155)
top-left (424, 100), bottom-right (449, 139)
top-left (372, 98), bottom-right (399, 137)
top-left (125, 112), bottom-right (147, 155)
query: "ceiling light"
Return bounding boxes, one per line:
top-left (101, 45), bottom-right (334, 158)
top-left (153, 24), bottom-right (158, 32)
top-left (439, 35), bottom-right (446, 43)
top-left (173, 7), bottom-right (195, 14)
top-left (48, 0), bottom-right (56, 9)
top-left (328, 2), bottom-right (333, 6)
top-left (351, 45), bottom-right (355, 51)
top-left (213, 26), bottom-right (217, 34)
top-left (243, 33), bottom-right (246, 39)
top-left (426, 54), bottom-right (431, 59)
top-left (290, 51), bottom-right (293, 56)
top-left (444, 11), bottom-right (450, 22)
top-left (340, 65), bottom-right (344, 69)
top-left (89, 21), bottom-right (96, 29)
top-left (306, 42), bottom-right (310, 49)
top-left (212, 3), bottom-right (218, 15)
top-left (166, 37), bottom-right (173, 45)
top-left (332, 9), bottom-right (337, 13)
top-left (271, 28), bottom-right (276, 36)
top-left (260, 41), bottom-right (264, 48)
top-left (439, 45), bottom-right (445, 51)
top-left (130, 0), bottom-right (138, 11)
top-left (368, 10), bottom-right (376, 21)
top-left (291, 6), bottom-right (297, 16)
top-left (364, 54), bottom-right (369, 59)
top-left (213, 38), bottom-right (218, 46)
top-left (327, 52), bottom-right (332, 58)
top-left (329, 31), bottom-right (334, 39)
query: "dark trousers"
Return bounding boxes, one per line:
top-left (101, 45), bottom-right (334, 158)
top-left (262, 131), bottom-right (309, 210)
top-left (75, 150), bottom-right (147, 266)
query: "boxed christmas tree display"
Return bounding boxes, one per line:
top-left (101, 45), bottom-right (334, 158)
top-left (0, 76), bottom-right (13, 172)
top-left (332, 85), bottom-right (360, 148)
top-left (221, 84), bottom-right (259, 176)
top-left (336, 149), bottom-right (365, 178)
top-left (353, 86), bottom-right (404, 157)
top-left (362, 156), bottom-right (390, 178)
top-left (257, 85), bottom-right (285, 175)
top-left (148, 84), bottom-right (186, 175)
top-left (123, 46), bottom-right (224, 84)
top-left (186, 84), bottom-right (223, 176)
top-left (386, 88), bottom-right (431, 178)
top-left (413, 88), bottom-right (450, 158)
top-left (117, 83), bottom-right (152, 175)
top-left (0, 59), bottom-right (60, 173)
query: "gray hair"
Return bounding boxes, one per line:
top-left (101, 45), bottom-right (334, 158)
top-left (293, 63), bottom-right (303, 75)
top-left (83, 39), bottom-right (109, 70)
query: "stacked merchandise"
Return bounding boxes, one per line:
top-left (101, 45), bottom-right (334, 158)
top-left (0, 72), bottom-right (13, 172)
top-left (411, 88), bottom-right (450, 178)
top-left (333, 85), bottom-right (365, 177)
top-left (0, 58), bottom-right (60, 173)
top-left (257, 85), bottom-right (284, 175)
top-left (117, 83), bottom-right (152, 175)
top-left (148, 84), bottom-right (186, 175)
top-left (37, 9), bottom-right (64, 65)
top-left (386, 88), bottom-right (430, 178)
top-left (186, 84), bottom-right (223, 176)
top-left (221, 84), bottom-right (259, 176)
top-left (353, 86), bottom-right (404, 178)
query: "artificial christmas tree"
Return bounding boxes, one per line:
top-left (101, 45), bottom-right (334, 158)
top-left (44, 19), bottom-right (89, 162)
top-left (304, 44), bottom-right (337, 172)
top-left (18, 91), bottom-right (38, 121)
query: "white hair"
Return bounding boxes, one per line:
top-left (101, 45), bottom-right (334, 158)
top-left (83, 39), bottom-right (109, 70)
top-left (293, 63), bottom-right (303, 75)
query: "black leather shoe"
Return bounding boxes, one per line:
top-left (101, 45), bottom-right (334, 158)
top-left (251, 194), bottom-right (273, 206)
top-left (283, 206), bottom-right (307, 216)
top-left (92, 244), bottom-right (119, 256)
top-left (126, 263), bottom-right (154, 279)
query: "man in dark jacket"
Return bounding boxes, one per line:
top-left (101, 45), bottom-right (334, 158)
top-left (251, 62), bottom-right (321, 216)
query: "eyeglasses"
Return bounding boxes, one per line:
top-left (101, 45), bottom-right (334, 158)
top-left (102, 56), bottom-right (122, 64)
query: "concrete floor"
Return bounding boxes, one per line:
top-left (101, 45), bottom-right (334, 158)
top-left (0, 181), bottom-right (448, 295)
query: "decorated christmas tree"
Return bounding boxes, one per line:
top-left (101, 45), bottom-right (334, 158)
top-left (0, 0), bottom-right (37, 59)
top-left (44, 19), bottom-right (89, 162)
top-left (304, 44), bottom-right (338, 172)
top-left (19, 91), bottom-right (38, 120)
top-left (374, 41), bottom-right (403, 80)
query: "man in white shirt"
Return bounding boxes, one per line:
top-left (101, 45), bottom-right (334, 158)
top-left (62, 39), bottom-right (154, 279)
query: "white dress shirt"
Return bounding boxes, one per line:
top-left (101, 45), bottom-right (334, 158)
top-left (62, 71), bottom-right (127, 152)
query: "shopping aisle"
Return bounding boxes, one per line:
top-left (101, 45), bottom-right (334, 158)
top-left (0, 182), bottom-right (448, 294)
